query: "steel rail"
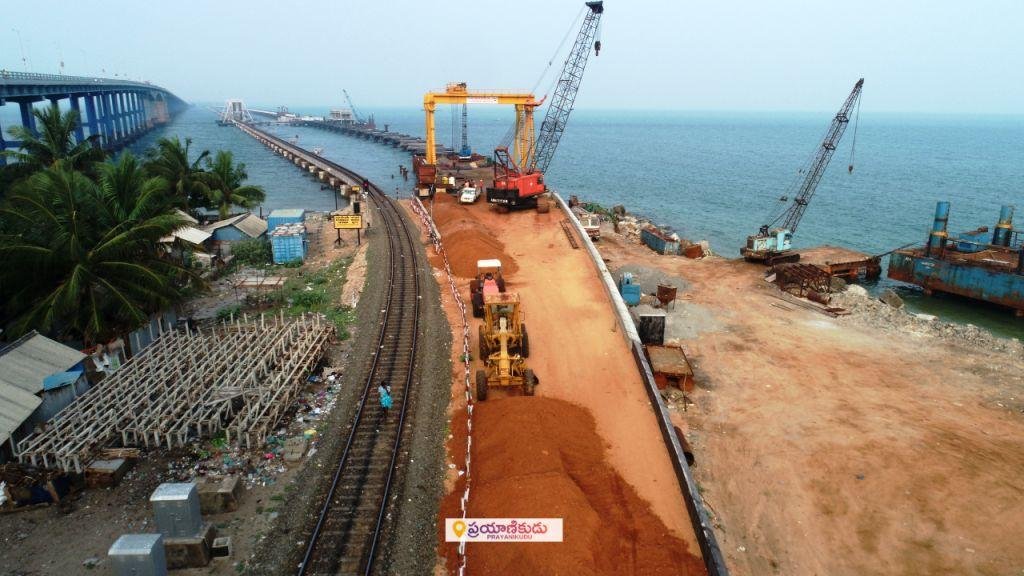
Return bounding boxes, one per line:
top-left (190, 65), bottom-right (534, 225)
top-left (243, 124), bottom-right (422, 575)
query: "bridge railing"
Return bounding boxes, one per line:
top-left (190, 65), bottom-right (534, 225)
top-left (0, 70), bottom-right (153, 87)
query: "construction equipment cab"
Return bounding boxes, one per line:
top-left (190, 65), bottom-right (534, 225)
top-left (470, 259), bottom-right (506, 317)
top-left (580, 213), bottom-right (601, 240)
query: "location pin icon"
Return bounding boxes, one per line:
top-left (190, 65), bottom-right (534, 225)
top-left (453, 520), bottom-right (467, 538)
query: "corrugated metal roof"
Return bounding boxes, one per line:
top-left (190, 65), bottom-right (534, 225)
top-left (0, 382), bottom-right (42, 446)
top-left (234, 214), bottom-right (268, 238)
top-left (0, 331), bottom-right (87, 394)
top-left (176, 226), bottom-right (212, 245)
top-left (160, 226), bottom-right (213, 246)
top-left (174, 209), bottom-right (199, 225)
top-left (202, 214), bottom-right (268, 239)
top-left (42, 370), bottom-right (84, 391)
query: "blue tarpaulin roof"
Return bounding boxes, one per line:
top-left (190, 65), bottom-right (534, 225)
top-left (42, 369), bottom-right (83, 391)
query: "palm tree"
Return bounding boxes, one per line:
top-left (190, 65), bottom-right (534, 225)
top-left (1, 104), bottom-right (104, 172)
top-left (200, 150), bottom-right (266, 219)
top-left (144, 136), bottom-right (211, 212)
top-left (0, 155), bottom-right (193, 344)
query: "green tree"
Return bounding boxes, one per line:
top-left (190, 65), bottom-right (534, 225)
top-left (144, 136), bottom-right (211, 212)
top-left (0, 155), bottom-right (193, 343)
top-left (199, 150), bottom-right (266, 219)
top-left (0, 104), bottom-right (104, 172)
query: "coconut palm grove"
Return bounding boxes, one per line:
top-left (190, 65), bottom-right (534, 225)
top-left (0, 105), bottom-right (265, 344)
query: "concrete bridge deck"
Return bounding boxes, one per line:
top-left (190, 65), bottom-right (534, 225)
top-left (0, 71), bottom-right (186, 162)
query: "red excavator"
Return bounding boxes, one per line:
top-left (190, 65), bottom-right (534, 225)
top-left (486, 1), bottom-right (604, 210)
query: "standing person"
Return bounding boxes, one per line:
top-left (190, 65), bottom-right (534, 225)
top-left (378, 382), bottom-right (392, 414)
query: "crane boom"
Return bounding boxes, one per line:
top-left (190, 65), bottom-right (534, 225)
top-left (742, 78), bottom-right (865, 265)
top-left (530, 1), bottom-right (604, 174)
top-left (776, 78), bottom-right (864, 234)
top-left (342, 89), bottom-right (363, 124)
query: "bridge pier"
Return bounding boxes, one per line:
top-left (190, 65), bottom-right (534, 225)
top-left (125, 93), bottom-right (137, 135)
top-left (84, 93), bottom-right (100, 139)
top-left (0, 117), bottom-right (6, 166)
top-left (68, 95), bottom-right (86, 142)
top-left (132, 92), bottom-right (144, 133)
top-left (126, 93), bottom-right (138, 135)
top-left (17, 99), bottom-right (39, 137)
top-left (98, 93), bottom-right (112, 145)
top-left (114, 93), bottom-right (126, 141)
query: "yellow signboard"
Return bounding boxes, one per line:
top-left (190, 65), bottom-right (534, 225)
top-left (333, 214), bottom-right (363, 230)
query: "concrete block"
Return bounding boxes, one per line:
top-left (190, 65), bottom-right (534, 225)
top-left (150, 483), bottom-right (202, 538)
top-left (880, 288), bottom-right (904, 309)
top-left (211, 536), bottom-right (232, 558)
top-left (86, 458), bottom-right (133, 489)
top-left (283, 436), bottom-right (308, 463)
top-left (198, 476), bottom-right (243, 514)
top-left (163, 522), bottom-right (216, 569)
top-left (108, 533), bottom-right (167, 576)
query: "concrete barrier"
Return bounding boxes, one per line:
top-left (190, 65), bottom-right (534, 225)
top-left (554, 193), bottom-right (729, 576)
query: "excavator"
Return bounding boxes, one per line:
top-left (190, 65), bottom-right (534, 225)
top-left (486, 1), bottom-right (605, 210)
top-left (741, 78), bottom-right (864, 264)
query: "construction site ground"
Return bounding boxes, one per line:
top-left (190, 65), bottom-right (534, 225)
top-left (0, 216), bottom-right (375, 576)
top-left (406, 193), bottom-right (706, 576)
top-left (595, 224), bottom-right (1024, 576)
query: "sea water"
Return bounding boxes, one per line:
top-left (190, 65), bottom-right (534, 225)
top-left (11, 104), bottom-right (1020, 337)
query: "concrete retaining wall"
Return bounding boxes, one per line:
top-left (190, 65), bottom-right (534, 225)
top-left (554, 193), bottom-right (729, 576)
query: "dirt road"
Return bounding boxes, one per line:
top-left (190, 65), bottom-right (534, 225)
top-left (597, 230), bottom-right (1024, 576)
top-left (412, 194), bottom-right (705, 575)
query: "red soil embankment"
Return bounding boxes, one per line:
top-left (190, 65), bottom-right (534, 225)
top-left (441, 398), bottom-right (704, 576)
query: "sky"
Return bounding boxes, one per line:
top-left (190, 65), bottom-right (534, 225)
top-left (2, 0), bottom-right (1022, 113)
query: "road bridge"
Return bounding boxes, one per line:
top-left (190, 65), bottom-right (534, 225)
top-left (0, 71), bottom-right (187, 164)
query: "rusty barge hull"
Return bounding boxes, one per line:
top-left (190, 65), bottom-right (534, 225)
top-left (888, 249), bottom-right (1024, 313)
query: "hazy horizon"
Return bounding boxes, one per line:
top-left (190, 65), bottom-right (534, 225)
top-left (2, 1), bottom-right (1022, 115)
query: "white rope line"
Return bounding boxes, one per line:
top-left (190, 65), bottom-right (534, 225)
top-left (410, 196), bottom-right (473, 575)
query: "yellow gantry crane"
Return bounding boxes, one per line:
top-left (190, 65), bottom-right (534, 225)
top-left (422, 82), bottom-right (541, 171)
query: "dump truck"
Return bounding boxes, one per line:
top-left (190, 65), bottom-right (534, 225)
top-left (476, 291), bottom-right (535, 400)
top-left (470, 259), bottom-right (506, 317)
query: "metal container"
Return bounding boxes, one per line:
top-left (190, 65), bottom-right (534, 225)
top-left (656, 284), bottom-right (677, 307)
top-left (150, 483), bottom-right (202, 538)
top-left (108, 533), bottom-right (167, 576)
top-left (683, 244), bottom-right (704, 259)
top-left (270, 223), bottom-right (307, 264)
top-left (641, 227), bottom-right (681, 255)
top-left (634, 311), bottom-right (666, 345)
top-left (267, 208), bottom-right (306, 232)
top-left (618, 273), bottom-right (641, 306)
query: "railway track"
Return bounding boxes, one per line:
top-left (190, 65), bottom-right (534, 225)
top-left (245, 125), bottom-right (424, 575)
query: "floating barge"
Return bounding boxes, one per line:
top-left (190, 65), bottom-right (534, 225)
top-left (888, 202), bottom-right (1024, 316)
top-left (796, 245), bottom-right (882, 281)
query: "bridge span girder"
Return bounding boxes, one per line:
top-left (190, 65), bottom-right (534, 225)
top-left (0, 71), bottom-right (187, 165)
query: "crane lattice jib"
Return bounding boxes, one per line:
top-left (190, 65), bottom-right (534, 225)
top-left (777, 78), bottom-right (864, 234)
top-left (531, 1), bottom-right (604, 175)
top-left (343, 89), bottom-right (363, 124)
